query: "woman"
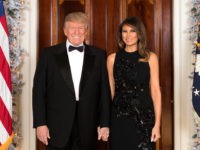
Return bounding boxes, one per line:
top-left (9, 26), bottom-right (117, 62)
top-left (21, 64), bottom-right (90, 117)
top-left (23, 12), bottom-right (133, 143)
top-left (107, 17), bottom-right (161, 150)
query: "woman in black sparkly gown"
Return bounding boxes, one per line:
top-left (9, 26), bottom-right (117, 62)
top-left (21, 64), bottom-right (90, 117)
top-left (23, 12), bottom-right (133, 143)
top-left (107, 17), bottom-right (161, 150)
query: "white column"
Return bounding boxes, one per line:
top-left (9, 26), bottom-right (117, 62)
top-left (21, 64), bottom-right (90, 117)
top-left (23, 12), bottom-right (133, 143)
top-left (19, 0), bottom-right (38, 149)
top-left (173, 0), bottom-right (194, 149)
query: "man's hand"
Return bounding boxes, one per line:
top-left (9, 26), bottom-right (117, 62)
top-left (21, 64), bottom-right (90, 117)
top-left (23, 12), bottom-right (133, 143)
top-left (36, 125), bottom-right (50, 145)
top-left (97, 127), bottom-right (109, 141)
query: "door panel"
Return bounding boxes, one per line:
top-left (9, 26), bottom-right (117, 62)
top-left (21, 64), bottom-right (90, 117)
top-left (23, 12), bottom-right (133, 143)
top-left (127, 0), bottom-right (155, 51)
top-left (126, 1), bottom-right (173, 149)
top-left (58, 0), bottom-right (85, 43)
top-left (37, 0), bottom-right (173, 149)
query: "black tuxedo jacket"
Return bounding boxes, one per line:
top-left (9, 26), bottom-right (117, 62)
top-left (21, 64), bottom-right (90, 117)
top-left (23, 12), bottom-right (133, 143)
top-left (32, 42), bottom-right (111, 149)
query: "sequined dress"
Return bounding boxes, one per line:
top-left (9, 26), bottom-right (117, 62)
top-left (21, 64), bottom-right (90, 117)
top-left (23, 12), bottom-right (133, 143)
top-left (110, 49), bottom-right (155, 150)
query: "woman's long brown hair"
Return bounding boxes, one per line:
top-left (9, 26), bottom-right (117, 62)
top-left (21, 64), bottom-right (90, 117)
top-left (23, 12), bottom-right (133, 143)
top-left (117, 17), bottom-right (150, 62)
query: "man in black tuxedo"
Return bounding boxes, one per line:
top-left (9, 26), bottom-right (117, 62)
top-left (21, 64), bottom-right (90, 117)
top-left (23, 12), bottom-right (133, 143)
top-left (32, 12), bottom-right (111, 150)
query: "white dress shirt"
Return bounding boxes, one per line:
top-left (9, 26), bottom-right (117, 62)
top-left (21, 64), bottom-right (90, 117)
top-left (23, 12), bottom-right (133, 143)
top-left (66, 40), bottom-right (84, 101)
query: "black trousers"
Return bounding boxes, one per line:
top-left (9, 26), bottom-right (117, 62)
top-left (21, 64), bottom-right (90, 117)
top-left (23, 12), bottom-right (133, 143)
top-left (47, 102), bottom-right (81, 150)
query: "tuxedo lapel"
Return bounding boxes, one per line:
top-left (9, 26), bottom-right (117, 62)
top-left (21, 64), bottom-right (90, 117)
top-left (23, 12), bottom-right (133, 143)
top-left (54, 43), bottom-right (75, 95)
top-left (79, 45), bottom-right (95, 97)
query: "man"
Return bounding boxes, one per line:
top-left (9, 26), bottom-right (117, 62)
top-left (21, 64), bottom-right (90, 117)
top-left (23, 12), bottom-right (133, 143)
top-left (32, 12), bottom-right (111, 150)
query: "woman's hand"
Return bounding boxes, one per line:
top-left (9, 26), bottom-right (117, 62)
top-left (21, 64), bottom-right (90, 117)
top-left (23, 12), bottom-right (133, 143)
top-left (151, 125), bottom-right (160, 142)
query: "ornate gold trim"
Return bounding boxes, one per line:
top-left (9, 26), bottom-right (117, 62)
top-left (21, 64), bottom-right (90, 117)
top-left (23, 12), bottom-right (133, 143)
top-left (128, 0), bottom-right (132, 4)
top-left (128, 0), bottom-right (154, 5)
top-left (80, 0), bottom-right (84, 5)
top-left (20, 0), bottom-right (25, 5)
top-left (59, 0), bottom-right (65, 5)
top-left (59, 0), bottom-right (84, 5)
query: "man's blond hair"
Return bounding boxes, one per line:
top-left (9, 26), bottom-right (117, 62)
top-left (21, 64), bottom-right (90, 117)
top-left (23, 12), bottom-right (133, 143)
top-left (64, 12), bottom-right (88, 29)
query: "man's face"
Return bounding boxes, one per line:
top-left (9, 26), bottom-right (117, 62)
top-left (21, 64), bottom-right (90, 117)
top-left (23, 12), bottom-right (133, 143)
top-left (64, 21), bottom-right (87, 46)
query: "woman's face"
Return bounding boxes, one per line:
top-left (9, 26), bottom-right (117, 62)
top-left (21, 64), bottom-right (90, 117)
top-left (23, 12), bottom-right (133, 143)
top-left (121, 24), bottom-right (138, 47)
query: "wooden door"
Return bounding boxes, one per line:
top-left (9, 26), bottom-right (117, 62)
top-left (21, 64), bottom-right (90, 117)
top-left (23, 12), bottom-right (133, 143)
top-left (37, 0), bottom-right (173, 150)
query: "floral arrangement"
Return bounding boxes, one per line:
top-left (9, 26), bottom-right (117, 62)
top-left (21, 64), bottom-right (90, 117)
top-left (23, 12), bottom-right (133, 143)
top-left (3, 0), bottom-right (27, 149)
top-left (188, 0), bottom-right (200, 150)
top-left (188, 0), bottom-right (200, 42)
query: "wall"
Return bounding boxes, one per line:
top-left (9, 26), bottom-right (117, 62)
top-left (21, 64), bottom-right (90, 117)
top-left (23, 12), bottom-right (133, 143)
top-left (173, 0), bottom-right (195, 149)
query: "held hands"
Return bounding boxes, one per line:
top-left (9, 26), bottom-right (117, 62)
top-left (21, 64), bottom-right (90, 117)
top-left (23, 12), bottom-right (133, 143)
top-left (151, 125), bottom-right (160, 142)
top-left (36, 125), bottom-right (50, 145)
top-left (97, 126), bottom-right (109, 141)
top-left (37, 125), bottom-right (109, 144)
